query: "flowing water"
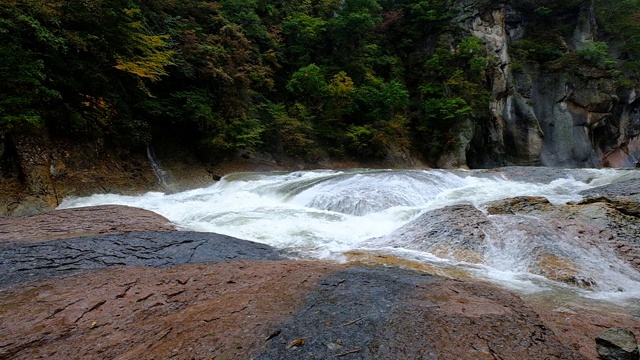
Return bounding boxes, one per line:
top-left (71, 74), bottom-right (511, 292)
top-left (146, 146), bottom-right (171, 188)
top-left (58, 168), bottom-right (640, 305)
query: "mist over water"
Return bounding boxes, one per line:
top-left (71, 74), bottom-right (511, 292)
top-left (58, 168), bottom-right (640, 302)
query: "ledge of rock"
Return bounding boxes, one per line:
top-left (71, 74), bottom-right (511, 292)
top-left (374, 194), bottom-right (640, 286)
top-left (0, 206), bottom-right (638, 359)
top-left (0, 205), bottom-right (176, 244)
top-left (0, 260), bottom-right (587, 360)
top-left (0, 231), bottom-right (282, 288)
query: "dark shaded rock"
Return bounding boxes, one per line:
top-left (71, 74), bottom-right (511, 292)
top-left (0, 231), bottom-right (282, 288)
top-left (255, 267), bottom-right (426, 359)
top-left (370, 279), bottom-right (582, 360)
top-left (258, 267), bottom-right (582, 360)
top-left (595, 328), bottom-right (639, 360)
top-left (0, 205), bottom-right (176, 244)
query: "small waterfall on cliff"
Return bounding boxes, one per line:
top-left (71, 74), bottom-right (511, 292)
top-left (146, 146), bottom-right (171, 188)
top-left (58, 167), bottom-right (640, 302)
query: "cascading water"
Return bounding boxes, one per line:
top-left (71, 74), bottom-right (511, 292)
top-left (146, 145), bottom-right (171, 188)
top-left (58, 167), bottom-right (640, 303)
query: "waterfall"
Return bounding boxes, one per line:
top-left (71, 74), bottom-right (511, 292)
top-left (146, 145), bottom-right (171, 188)
top-left (57, 168), bottom-right (640, 301)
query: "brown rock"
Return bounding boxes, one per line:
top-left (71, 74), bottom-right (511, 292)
top-left (486, 196), bottom-right (554, 215)
top-left (0, 261), bottom-right (335, 360)
top-left (0, 205), bottom-right (175, 244)
top-left (1, 258), bottom-right (638, 360)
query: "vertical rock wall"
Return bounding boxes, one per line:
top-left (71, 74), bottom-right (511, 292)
top-left (463, 2), bottom-right (639, 168)
top-left (0, 133), bottom-right (159, 217)
top-left (465, 7), bottom-right (543, 167)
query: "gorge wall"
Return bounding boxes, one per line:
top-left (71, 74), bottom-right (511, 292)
top-left (454, 1), bottom-right (640, 168)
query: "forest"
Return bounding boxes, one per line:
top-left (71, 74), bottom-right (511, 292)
top-left (2, 0), bottom-right (640, 165)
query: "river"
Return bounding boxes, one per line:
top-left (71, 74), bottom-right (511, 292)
top-left (58, 167), bottom-right (640, 304)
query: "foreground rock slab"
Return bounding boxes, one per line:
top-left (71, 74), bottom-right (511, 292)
top-left (1, 260), bottom-right (586, 360)
top-left (0, 205), bottom-right (176, 244)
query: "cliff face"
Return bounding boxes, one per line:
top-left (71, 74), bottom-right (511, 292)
top-left (0, 133), bottom-right (160, 216)
top-left (457, 2), bottom-right (640, 168)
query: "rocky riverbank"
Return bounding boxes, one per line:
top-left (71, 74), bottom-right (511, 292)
top-left (1, 205), bottom-right (640, 359)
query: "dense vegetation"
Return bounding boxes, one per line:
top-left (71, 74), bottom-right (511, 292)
top-left (1, 0), bottom-right (639, 164)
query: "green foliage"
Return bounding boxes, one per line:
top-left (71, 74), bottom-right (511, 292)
top-left (287, 64), bottom-right (328, 99)
top-left (594, 0), bottom-right (640, 56)
top-left (113, 8), bottom-right (174, 82)
top-left (534, 6), bottom-right (553, 16)
top-left (282, 13), bottom-right (326, 66)
top-left (3, 0), bottom-right (638, 165)
top-left (421, 98), bottom-right (472, 127)
top-left (0, 4), bottom-right (62, 130)
top-left (350, 74), bottom-right (409, 123)
top-left (574, 41), bottom-right (617, 69)
top-left (511, 38), bottom-right (565, 64)
top-left (257, 102), bottom-right (319, 159)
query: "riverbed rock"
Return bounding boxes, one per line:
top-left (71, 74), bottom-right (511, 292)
top-left (595, 328), bottom-right (640, 360)
top-left (370, 203), bottom-right (488, 263)
top-left (374, 192), bottom-right (640, 289)
top-left (487, 196), bottom-right (640, 281)
top-left (0, 231), bottom-right (282, 288)
top-left (0, 205), bottom-right (176, 244)
top-left (0, 260), bottom-right (587, 360)
top-left (579, 178), bottom-right (640, 217)
top-left (0, 206), bottom-right (638, 360)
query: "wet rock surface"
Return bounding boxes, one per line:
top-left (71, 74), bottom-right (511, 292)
top-left (595, 327), bottom-right (640, 360)
top-left (488, 196), bottom-right (640, 273)
top-left (580, 178), bottom-right (640, 198)
top-left (0, 205), bottom-right (176, 244)
top-left (257, 267), bottom-right (580, 360)
top-left (579, 178), bottom-right (640, 218)
top-left (371, 204), bottom-right (489, 263)
top-left (377, 193), bottom-right (640, 287)
top-left (0, 261), bottom-right (334, 360)
top-left (1, 261), bottom-right (589, 360)
top-left (2, 176), bottom-right (640, 359)
top-left (0, 231), bottom-right (282, 289)
top-left (0, 205), bottom-right (639, 359)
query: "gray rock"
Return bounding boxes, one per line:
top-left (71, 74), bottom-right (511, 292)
top-left (595, 328), bottom-right (639, 360)
top-left (0, 231), bottom-right (283, 288)
top-left (255, 267), bottom-right (582, 360)
top-left (459, 1), bottom-right (640, 168)
top-left (580, 178), bottom-right (640, 198)
top-left (370, 193), bottom-right (640, 289)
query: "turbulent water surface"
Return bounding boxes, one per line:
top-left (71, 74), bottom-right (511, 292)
top-left (58, 168), bottom-right (640, 304)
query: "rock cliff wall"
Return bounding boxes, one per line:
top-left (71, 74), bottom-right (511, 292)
top-left (0, 133), bottom-right (159, 217)
top-left (461, 1), bottom-right (640, 168)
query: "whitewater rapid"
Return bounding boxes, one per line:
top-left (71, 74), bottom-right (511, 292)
top-left (58, 168), bottom-right (640, 301)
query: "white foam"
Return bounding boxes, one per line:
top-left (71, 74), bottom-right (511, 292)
top-left (57, 168), bottom-right (640, 301)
